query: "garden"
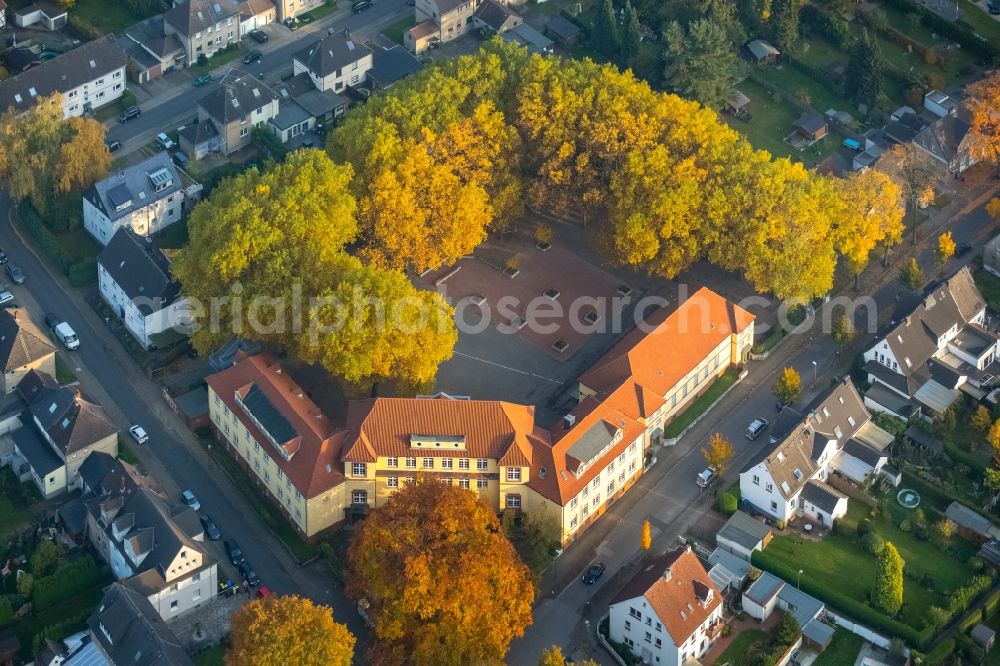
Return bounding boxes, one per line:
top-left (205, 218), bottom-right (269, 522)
top-left (0, 469), bottom-right (43, 540)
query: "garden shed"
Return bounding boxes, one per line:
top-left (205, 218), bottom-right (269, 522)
top-left (972, 623), bottom-right (996, 652)
top-left (726, 91), bottom-right (751, 117)
top-left (746, 39), bottom-right (780, 64)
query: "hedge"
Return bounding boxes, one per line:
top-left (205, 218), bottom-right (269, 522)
top-left (32, 557), bottom-right (103, 611)
top-left (752, 549), bottom-right (926, 645)
top-left (67, 258), bottom-right (97, 287)
top-left (943, 442), bottom-right (990, 475)
top-left (881, 0), bottom-right (998, 59)
top-left (16, 202), bottom-right (72, 274)
top-left (984, 586), bottom-right (1000, 619)
top-left (902, 471), bottom-right (987, 516)
top-left (925, 638), bottom-right (956, 665)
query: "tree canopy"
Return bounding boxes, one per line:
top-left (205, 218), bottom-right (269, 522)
top-left (664, 18), bottom-right (745, 111)
top-left (966, 72), bottom-right (1000, 177)
top-left (348, 478), bottom-right (534, 665)
top-left (226, 595), bottom-right (355, 666)
top-left (872, 542), bottom-right (904, 615)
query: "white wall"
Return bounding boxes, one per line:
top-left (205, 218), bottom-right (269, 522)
top-left (740, 465), bottom-right (793, 521)
top-left (863, 339), bottom-right (902, 376)
top-left (294, 53), bottom-right (374, 93)
top-left (84, 189), bottom-right (184, 246)
top-left (609, 601), bottom-right (679, 666)
top-left (61, 67), bottom-right (126, 119)
top-left (146, 565), bottom-right (217, 620)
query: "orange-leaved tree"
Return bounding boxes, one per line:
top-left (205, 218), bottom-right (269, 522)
top-left (966, 72), bottom-right (1000, 178)
top-left (702, 433), bottom-right (734, 476)
top-left (226, 595), bottom-right (355, 666)
top-left (348, 478), bottom-right (534, 665)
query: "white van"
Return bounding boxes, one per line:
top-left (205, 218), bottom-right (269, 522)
top-left (53, 322), bottom-right (80, 350)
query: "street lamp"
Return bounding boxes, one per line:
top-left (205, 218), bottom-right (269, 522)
top-left (811, 360), bottom-right (818, 384)
top-left (798, 569), bottom-right (804, 589)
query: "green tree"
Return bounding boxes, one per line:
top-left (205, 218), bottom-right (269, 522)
top-left (845, 30), bottom-right (885, 110)
top-left (985, 468), bottom-right (1000, 494)
top-left (925, 605), bottom-right (950, 630)
top-left (226, 595), bottom-right (355, 666)
top-left (0, 597), bottom-right (12, 628)
top-left (664, 18), bottom-right (746, 110)
top-left (972, 404), bottom-right (992, 435)
top-left (539, 646), bottom-right (599, 666)
top-left (899, 257), bottom-right (923, 290)
top-left (16, 572), bottom-right (34, 597)
top-left (873, 542), bottom-right (904, 615)
top-left (936, 518), bottom-right (956, 545)
top-left (772, 0), bottom-right (801, 52)
top-left (622, 2), bottom-right (643, 66)
top-left (31, 540), bottom-right (63, 577)
top-left (832, 313), bottom-right (855, 347)
top-left (772, 366), bottom-right (802, 404)
top-left (591, 0), bottom-right (621, 56)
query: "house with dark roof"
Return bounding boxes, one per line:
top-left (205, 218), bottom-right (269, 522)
top-left (863, 267), bottom-right (995, 417)
top-left (85, 485), bottom-right (217, 621)
top-left (473, 0), bottom-right (522, 33)
top-left (608, 546), bottom-right (724, 665)
top-left (0, 36), bottom-right (127, 118)
top-left (14, 1), bottom-right (67, 30)
top-left (187, 73), bottom-right (280, 155)
top-left (412, 0), bottom-right (482, 50)
top-left (945, 501), bottom-right (1000, 543)
top-left (740, 378), bottom-right (891, 524)
top-left (122, 16), bottom-right (187, 83)
top-left (500, 23), bottom-right (554, 54)
top-left (84, 152), bottom-right (200, 245)
top-left (913, 105), bottom-right (977, 175)
top-left (8, 370), bottom-right (118, 498)
top-left (163, 0), bottom-right (241, 65)
top-left (89, 583), bottom-right (195, 664)
top-left (293, 30), bottom-right (373, 94)
top-left (367, 45), bottom-right (424, 91)
top-left (269, 72), bottom-right (349, 143)
top-left (98, 229), bottom-right (191, 350)
top-left (0, 308), bottom-right (55, 394)
top-left (743, 571), bottom-right (826, 632)
top-left (544, 15), bottom-right (581, 44)
top-left (715, 510), bottom-right (773, 560)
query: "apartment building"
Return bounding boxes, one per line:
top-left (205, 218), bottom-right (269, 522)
top-left (276, 0), bottom-right (327, 21)
top-left (89, 584), bottom-right (195, 665)
top-left (189, 74), bottom-right (280, 155)
top-left (163, 0), bottom-right (241, 64)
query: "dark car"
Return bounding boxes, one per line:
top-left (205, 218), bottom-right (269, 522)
top-left (106, 139), bottom-right (121, 153)
top-left (239, 561), bottom-right (260, 586)
top-left (224, 540), bottom-right (244, 566)
top-left (243, 50), bottom-right (263, 65)
top-left (6, 263), bottom-right (25, 285)
top-left (956, 243), bottom-right (973, 258)
top-left (118, 106), bottom-right (140, 123)
top-left (249, 29), bottom-right (269, 43)
top-left (200, 515), bottom-right (221, 540)
top-left (582, 562), bottom-right (606, 585)
top-left (352, 0), bottom-right (372, 12)
top-left (0, 248), bottom-right (7, 265)
top-left (193, 74), bottom-right (212, 87)
top-left (44, 313), bottom-right (61, 330)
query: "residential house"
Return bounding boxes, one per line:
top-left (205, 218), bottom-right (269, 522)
top-left (404, 21), bottom-right (440, 55)
top-left (0, 1), bottom-right (6, 29)
top-left (14, 1), bottom-right (67, 30)
top-left (608, 546), bottom-right (724, 666)
top-left (186, 73), bottom-right (280, 156)
top-left (740, 378), bottom-right (893, 525)
top-left (863, 267), bottom-right (996, 418)
top-left (238, 0), bottom-right (275, 35)
top-left (715, 510), bottom-right (773, 561)
top-left (0, 36), bottom-right (127, 117)
top-left (883, 108), bottom-right (926, 145)
top-left (473, 0), bottom-right (522, 33)
top-left (275, 0), bottom-right (326, 21)
top-left (746, 39), bottom-right (780, 64)
top-left (89, 583), bottom-right (195, 664)
top-left (270, 72), bottom-right (348, 143)
top-left (292, 30), bottom-right (374, 94)
top-left (543, 15), bottom-right (581, 44)
top-left (986, 232), bottom-right (1000, 278)
top-left (86, 486), bottom-right (217, 621)
top-left (122, 17), bottom-right (187, 83)
top-left (924, 89), bottom-right (958, 118)
top-left (84, 152), bottom-right (199, 245)
top-left (366, 45), bottom-right (424, 91)
top-left (98, 229), bottom-right (191, 351)
top-left (945, 501), bottom-right (1000, 543)
top-left (413, 0), bottom-right (481, 47)
top-left (163, 0), bottom-right (242, 65)
top-left (0, 308), bottom-right (55, 395)
top-left (743, 572), bottom-right (831, 649)
top-left (500, 24), bottom-right (554, 54)
top-left (913, 106), bottom-right (977, 175)
top-left (9, 370), bottom-right (118, 498)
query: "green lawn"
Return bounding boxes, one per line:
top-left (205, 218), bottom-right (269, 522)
top-left (194, 644), bottom-right (226, 666)
top-left (300, 1), bottom-right (338, 21)
top-left (117, 438), bottom-right (140, 465)
top-left (72, 0), bottom-right (155, 35)
top-left (712, 629), bottom-right (765, 665)
top-left (757, 64), bottom-right (846, 117)
top-left (55, 354), bottom-right (77, 384)
top-left (193, 45), bottom-right (247, 75)
top-left (975, 268), bottom-right (1000, 313)
top-left (763, 501), bottom-right (976, 629)
top-left (812, 629), bottom-right (864, 666)
top-left (0, 494), bottom-right (29, 538)
top-left (956, 0), bottom-right (1000, 45)
top-left (153, 219), bottom-right (190, 249)
top-left (382, 15), bottom-right (415, 44)
top-left (663, 368), bottom-right (739, 438)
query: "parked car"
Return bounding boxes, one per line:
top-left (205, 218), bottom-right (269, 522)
top-left (200, 515), bottom-right (221, 540)
top-left (53, 322), bottom-right (79, 350)
top-left (6, 263), bottom-right (24, 285)
top-left (156, 133), bottom-right (174, 150)
top-left (193, 74), bottom-right (212, 87)
top-left (119, 106), bottom-right (140, 123)
top-left (0, 249), bottom-right (7, 264)
top-left (745, 417), bottom-right (769, 440)
top-left (582, 562), bottom-right (606, 585)
top-left (0, 291), bottom-right (15, 308)
top-left (44, 313), bottom-right (61, 330)
top-left (106, 140), bottom-right (122, 153)
top-left (249, 29), bottom-right (269, 43)
top-left (239, 561), bottom-right (260, 586)
top-left (224, 540), bottom-right (244, 566)
top-left (956, 243), bottom-right (973, 258)
top-left (256, 586), bottom-right (272, 598)
top-left (128, 425), bottom-right (149, 444)
top-left (696, 466), bottom-right (717, 488)
top-left (243, 50), bottom-right (263, 64)
top-left (352, 0), bottom-right (372, 11)
top-left (173, 152), bottom-right (189, 169)
top-left (181, 489), bottom-right (201, 511)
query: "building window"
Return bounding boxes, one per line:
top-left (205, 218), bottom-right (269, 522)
top-left (387, 477), bottom-right (398, 488)
top-left (570, 497), bottom-right (577, 509)
top-left (477, 478), bottom-right (488, 490)
top-left (607, 481), bottom-right (615, 494)
top-left (655, 638), bottom-right (662, 648)
top-left (240, 127), bottom-right (249, 137)
top-left (592, 478), bottom-right (599, 489)
top-left (771, 501), bottom-right (778, 511)
top-left (506, 467), bottom-right (521, 481)
top-left (645, 632), bottom-right (652, 643)
top-left (570, 516), bottom-right (578, 528)
top-left (422, 457), bottom-right (434, 469)
top-left (441, 458), bottom-right (453, 469)
top-left (625, 620), bottom-right (631, 631)
top-left (193, 572), bottom-right (201, 582)
top-left (630, 607), bottom-right (641, 619)
top-left (405, 457), bottom-right (417, 469)
top-left (459, 458), bottom-right (470, 470)
top-left (170, 601), bottom-right (179, 612)
top-left (459, 479), bottom-right (470, 489)
top-left (477, 459), bottom-right (488, 470)
top-left (506, 494), bottom-right (521, 509)
top-left (592, 496), bottom-right (599, 507)
top-left (619, 470), bottom-right (626, 483)
top-left (352, 490), bottom-right (368, 505)
top-left (753, 475), bottom-right (760, 485)
top-left (352, 463), bottom-right (367, 477)
top-left (404, 477), bottom-right (414, 485)
top-left (386, 457), bottom-right (398, 468)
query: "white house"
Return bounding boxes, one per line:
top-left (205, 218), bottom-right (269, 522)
top-left (98, 228), bottom-right (191, 350)
top-left (608, 546), bottom-right (724, 666)
top-left (292, 30), bottom-right (374, 94)
top-left (863, 267), bottom-right (997, 417)
top-left (84, 152), bottom-right (198, 245)
top-left (0, 36), bottom-right (127, 117)
top-left (238, 0), bottom-right (275, 35)
top-left (740, 379), bottom-right (892, 526)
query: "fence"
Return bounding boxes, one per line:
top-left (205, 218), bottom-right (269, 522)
top-left (826, 609), bottom-right (894, 650)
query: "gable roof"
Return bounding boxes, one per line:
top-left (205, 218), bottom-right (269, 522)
top-left (914, 107), bottom-right (972, 163)
top-left (610, 547), bottom-right (721, 646)
top-left (367, 45), bottom-right (424, 89)
top-left (98, 228), bottom-right (179, 314)
top-left (0, 36), bottom-right (127, 114)
top-left (164, 0), bottom-right (240, 37)
top-left (87, 151), bottom-right (183, 223)
top-left (945, 501), bottom-right (999, 538)
top-left (544, 15), bottom-right (581, 41)
top-left (197, 73), bottom-right (278, 125)
top-left (746, 39), bottom-right (779, 59)
top-left (293, 29), bottom-right (372, 79)
top-left (800, 479), bottom-right (846, 514)
top-left (717, 510), bottom-right (772, 549)
top-left (0, 308), bottom-right (55, 373)
top-left (22, 370), bottom-right (118, 456)
top-left (88, 584), bottom-right (193, 665)
top-left (794, 111), bottom-right (827, 134)
top-left (475, 0), bottom-right (521, 32)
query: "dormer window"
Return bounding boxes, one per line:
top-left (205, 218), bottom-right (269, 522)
top-left (834, 426), bottom-right (843, 439)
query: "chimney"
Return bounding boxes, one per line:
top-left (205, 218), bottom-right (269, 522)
top-left (73, 388), bottom-right (81, 401)
top-left (905, 315), bottom-right (911, 326)
top-left (563, 414), bottom-right (576, 429)
top-left (12, 310), bottom-right (17, 321)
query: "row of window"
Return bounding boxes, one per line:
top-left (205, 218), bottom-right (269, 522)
top-left (385, 476), bottom-right (492, 492)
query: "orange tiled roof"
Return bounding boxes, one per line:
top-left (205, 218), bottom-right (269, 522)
top-left (206, 354), bottom-right (345, 499)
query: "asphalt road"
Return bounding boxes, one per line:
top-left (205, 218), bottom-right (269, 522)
top-left (105, 0), bottom-right (410, 152)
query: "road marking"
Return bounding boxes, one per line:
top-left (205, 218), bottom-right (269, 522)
top-left (452, 351), bottom-right (564, 384)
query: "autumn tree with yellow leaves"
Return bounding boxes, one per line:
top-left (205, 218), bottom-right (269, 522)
top-left (348, 478), bottom-right (534, 665)
top-left (703, 433), bottom-right (735, 476)
top-left (833, 169), bottom-right (904, 284)
top-left (0, 93), bottom-right (111, 214)
top-left (881, 143), bottom-right (940, 244)
top-left (966, 72), bottom-right (1000, 178)
top-left (936, 231), bottom-right (956, 267)
top-left (226, 595), bottom-right (355, 666)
